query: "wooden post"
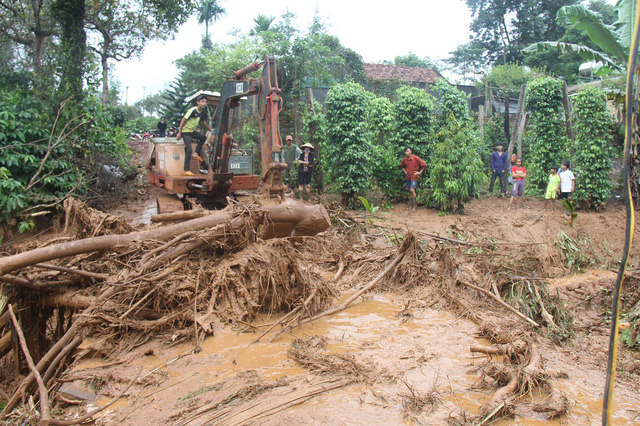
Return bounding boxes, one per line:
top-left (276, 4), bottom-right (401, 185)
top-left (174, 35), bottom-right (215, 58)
top-left (516, 113), bottom-right (527, 159)
top-left (507, 84), bottom-right (526, 162)
top-left (306, 88), bottom-right (316, 115)
top-left (478, 105), bottom-right (485, 139)
top-left (486, 84), bottom-right (494, 116)
top-left (503, 92), bottom-right (511, 143)
top-left (562, 81), bottom-right (576, 156)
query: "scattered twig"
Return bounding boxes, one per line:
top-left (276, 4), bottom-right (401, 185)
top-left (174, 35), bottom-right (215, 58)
top-left (457, 279), bottom-right (540, 328)
top-left (33, 263), bottom-right (108, 281)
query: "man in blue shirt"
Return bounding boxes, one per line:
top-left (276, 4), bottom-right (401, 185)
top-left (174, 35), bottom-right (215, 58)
top-left (489, 142), bottom-right (507, 197)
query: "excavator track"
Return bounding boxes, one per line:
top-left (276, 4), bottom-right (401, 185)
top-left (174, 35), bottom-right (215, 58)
top-left (156, 193), bottom-right (185, 214)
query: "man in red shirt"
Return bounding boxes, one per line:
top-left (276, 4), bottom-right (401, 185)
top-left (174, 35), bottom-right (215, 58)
top-left (400, 147), bottom-right (427, 211)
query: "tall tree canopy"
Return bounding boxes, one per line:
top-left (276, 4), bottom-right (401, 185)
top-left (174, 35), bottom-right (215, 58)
top-left (197, 0), bottom-right (225, 49)
top-left (86, 0), bottom-right (194, 103)
top-left (465, 0), bottom-right (579, 65)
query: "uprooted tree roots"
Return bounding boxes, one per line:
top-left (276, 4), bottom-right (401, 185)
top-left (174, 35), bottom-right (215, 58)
top-left (0, 199), bottom-right (335, 423)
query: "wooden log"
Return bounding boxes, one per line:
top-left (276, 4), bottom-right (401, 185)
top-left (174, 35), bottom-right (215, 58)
top-left (262, 204), bottom-right (331, 238)
top-left (151, 209), bottom-right (208, 222)
top-left (43, 294), bottom-right (94, 310)
top-left (0, 204), bottom-right (330, 276)
top-left (0, 332), bottom-right (12, 359)
top-left (0, 309), bottom-right (10, 328)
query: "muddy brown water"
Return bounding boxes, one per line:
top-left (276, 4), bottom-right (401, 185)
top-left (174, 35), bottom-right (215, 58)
top-left (75, 290), bottom-right (639, 424)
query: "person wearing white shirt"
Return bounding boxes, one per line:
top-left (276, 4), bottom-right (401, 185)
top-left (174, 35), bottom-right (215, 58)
top-left (557, 160), bottom-right (575, 201)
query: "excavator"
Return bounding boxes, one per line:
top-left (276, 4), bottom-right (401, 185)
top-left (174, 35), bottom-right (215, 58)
top-left (148, 55), bottom-right (288, 212)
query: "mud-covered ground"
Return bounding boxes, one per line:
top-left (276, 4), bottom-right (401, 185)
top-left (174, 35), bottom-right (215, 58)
top-left (44, 190), bottom-right (638, 425)
top-left (1, 139), bottom-right (639, 424)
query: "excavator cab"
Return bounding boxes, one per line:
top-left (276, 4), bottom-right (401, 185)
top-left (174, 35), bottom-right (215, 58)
top-left (148, 56), bottom-right (287, 213)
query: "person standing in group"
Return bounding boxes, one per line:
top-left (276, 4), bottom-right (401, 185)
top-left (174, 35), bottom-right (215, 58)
top-left (176, 94), bottom-right (212, 176)
top-left (558, 160), bottom-right (575, 202)
top-left (400, 147), bottom-right (427, 211)
top-left (544, 165), bottom-right (561, 212)
top-left (507, 153), bottom-right (517, 190)
top-left (508, 158), bottom-right (526, 210)
top-left (298, 143), bottom-right (315, 201)
top-left (282, 135), bottom-right (302, 192)
top-left (157, 116), bottom-right (167, 137)
top-left (489, 142), bottom-right (507, 197)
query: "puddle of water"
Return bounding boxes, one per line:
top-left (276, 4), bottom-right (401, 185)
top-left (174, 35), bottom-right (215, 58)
top-left (96, 396), bottom-right (130, 410)
top-left (111, 197), bottom-right (156, 227)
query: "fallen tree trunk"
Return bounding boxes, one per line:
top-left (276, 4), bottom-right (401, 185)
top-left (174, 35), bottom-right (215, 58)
top-left (0, 204), bottom-right (331, 277)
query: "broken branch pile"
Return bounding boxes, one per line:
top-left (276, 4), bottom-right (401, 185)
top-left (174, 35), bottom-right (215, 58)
top-left (0, 199), bottom-right (335, 423)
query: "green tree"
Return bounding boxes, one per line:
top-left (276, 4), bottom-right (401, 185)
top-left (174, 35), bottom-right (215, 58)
top-left (524, 0), bottom-right (636, 76)
top-left (323, 82), bottom-right (372, 206)
top-left (393, 86), bottom-right (434, 169)
top-left (572, 86), bottom-right (613, 209)
top-left (174, 37), bottom-right (260, 92)
top-left (481, 64), bottom-right (540, 92)
top-left (446, 41), bottom-right (487, 84)
top-left (249, 14), bottom-right (275, 36)
top-left (197, 0), bottom-right (226, 49)
top-left (53, 0), bottom-right (86, 98)
top-left (523, 0), bottom-right (617, 83)
top-left (366, 96), bottom-right (402, 198)
top-left (86, 0), bottom-right (193, 103)
top-left (465, 0), bottom-right (578, 65)
top-left (161, 76), bottom-right (191, 126)
top-left (0, 0), bottom-right (56, 79)
top-left (525, 76), bottom-right (568, 193)
top-left (433, 78), bottom-right (469, 130)
top-left (392, 52), bottom-right (441, 71)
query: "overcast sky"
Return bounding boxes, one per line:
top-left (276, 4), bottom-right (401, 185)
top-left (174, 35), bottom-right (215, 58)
top-left (115, 0), bottom-right (472, 104)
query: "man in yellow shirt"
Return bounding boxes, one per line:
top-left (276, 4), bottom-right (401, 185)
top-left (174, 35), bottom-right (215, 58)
top-left (176, 94), bottom-right (213, 176)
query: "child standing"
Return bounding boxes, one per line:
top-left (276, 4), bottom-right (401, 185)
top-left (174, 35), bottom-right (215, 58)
top-left (544, 165), bottom-right (561, 211)
top-left (557, 160), bottom-right (575, 202)
top-left (508, 158), bottom-right (526, 211)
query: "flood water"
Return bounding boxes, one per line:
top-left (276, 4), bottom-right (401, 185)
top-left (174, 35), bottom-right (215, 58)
top-left (77, 292), bottom-right (639, 424)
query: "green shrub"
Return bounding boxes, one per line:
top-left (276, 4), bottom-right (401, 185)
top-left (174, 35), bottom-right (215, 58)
top-left (571, 86), bottom-right (613, 209)
top-left (323, 82), bottom-right (372, 205)
top-left (394, 86), bottom-right (434, 171)
top-left (366, 96), bottom-right (402, 198)
top-left (433, 78), bottom-right (469, 131)
top-left (430, 116), bottom-right (485, 213)
top-left (0, 90), bottom-right (131, 228)
top-left (525, 77), bottom-right (569, 194)
top-left (0, 91), bottom-right (78, 227)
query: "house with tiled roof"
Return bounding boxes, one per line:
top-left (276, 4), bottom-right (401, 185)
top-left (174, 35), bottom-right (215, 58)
top-left (364, 63), bottom-right (444, 88)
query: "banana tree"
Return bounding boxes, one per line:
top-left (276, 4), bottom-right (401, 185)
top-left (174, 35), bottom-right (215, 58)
top-left (524, 0), bottom-right (638, 76)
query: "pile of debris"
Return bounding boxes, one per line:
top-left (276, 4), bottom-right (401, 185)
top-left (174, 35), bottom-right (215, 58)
top-left (0, 199), bottom-right (338, 423)
top-left (0, 198), bottom-right (576, 424)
